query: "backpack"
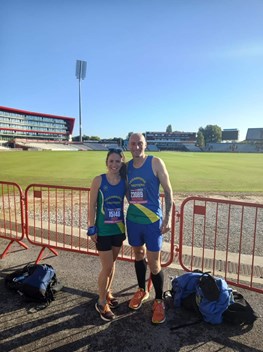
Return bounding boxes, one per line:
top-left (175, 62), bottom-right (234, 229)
top-left (222, 291), bottom-right (259, 325)
top-left (5, 263), bottom-right (63, 305)
top-left (168, 271), bottom-right (234, 325)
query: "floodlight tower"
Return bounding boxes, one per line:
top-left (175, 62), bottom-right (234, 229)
top-left (75, 60), bottom-right (87, 143)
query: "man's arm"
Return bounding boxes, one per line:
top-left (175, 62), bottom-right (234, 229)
top-left (153, 157), bottom-right (173, 234)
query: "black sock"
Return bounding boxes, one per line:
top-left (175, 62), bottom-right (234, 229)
top-left (135, 259), bottom-right (147, 291)
top-left (151, 270), bottom-right (164, 300)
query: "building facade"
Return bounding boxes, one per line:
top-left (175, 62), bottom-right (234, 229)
top-left (145, 131), bottom-right (197, 150)
top-left (0, 106), bottom-right (75, 141)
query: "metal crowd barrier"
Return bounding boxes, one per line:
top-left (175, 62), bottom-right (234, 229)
top-left (178, 196), bottom-right (263, 293)
top-left (0, 181), bottom-right (262, 294)
top-left (0, 181), bottom-right (28, 258)
top-left (24, 184), bottom-right (176, 268)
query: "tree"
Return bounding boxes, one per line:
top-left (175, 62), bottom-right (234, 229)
top-left (166, 125), bottom-right (172, 133)
top-left (119, 138), bottom-right (123, 147)
top-left (196, 130), bottom-right (205, 147)
top-left (199, 125), bottom-right (222, 145)
top-left (72, 135), bottom-right (100, 141)
top-left (90, 136), bottom-right (100, 141)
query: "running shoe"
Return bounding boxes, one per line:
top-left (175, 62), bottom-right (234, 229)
top-left (129, 288), bottom-right (149, 310)
top-left (152, 299), bottom-right (166, 324)
top-left (106, 292), bottom-right (119, 309)
top-left (95, 302), bottom-right (115, 322)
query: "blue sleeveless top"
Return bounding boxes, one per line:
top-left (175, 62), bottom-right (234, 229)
top-left (95, 174), bottom-right (126, 236)
top-left (127, 156), bottom-right (162, 224)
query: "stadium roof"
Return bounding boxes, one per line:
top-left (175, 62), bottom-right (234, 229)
top-left (246, 128), bottom-right (263, 141)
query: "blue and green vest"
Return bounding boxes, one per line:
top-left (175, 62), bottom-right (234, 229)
top-left (127, 156), bottom-right (162, 224)
top-left (95, 174), bottom-right (126, 236)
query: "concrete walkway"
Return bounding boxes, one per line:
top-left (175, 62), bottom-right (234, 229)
top-left (0, 239), bottom-right (262, 352)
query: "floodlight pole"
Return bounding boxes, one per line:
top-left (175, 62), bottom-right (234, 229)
top-left (75, 60), bottom-right (87, 143)
top-left (78, 77), bottom-right (82, 142)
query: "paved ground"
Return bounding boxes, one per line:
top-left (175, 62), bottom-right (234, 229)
top-left (0, 239), bottom-right (262, 352)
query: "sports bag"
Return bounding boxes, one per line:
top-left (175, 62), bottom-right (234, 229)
top-left (5, 263), bottom-right (63, 305)
top-left (196, 273), bottom-right (233, 324)
top-left (169, 271), bottom-right (234, 325)
top-left (222, 291), bottom-right (259, 325)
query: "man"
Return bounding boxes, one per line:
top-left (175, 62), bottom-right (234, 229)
top-left (126, 133), bottom-right (173, 324)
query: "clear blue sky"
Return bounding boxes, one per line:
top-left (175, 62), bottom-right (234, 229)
top-left (1, 0), bottom-right (263, 141)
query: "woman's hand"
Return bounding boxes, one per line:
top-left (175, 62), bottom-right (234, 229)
top-left (91, 234), bottom-right (98, 243)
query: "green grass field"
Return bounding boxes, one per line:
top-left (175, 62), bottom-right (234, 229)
top-left (0, 151), bottom-right (262, 193)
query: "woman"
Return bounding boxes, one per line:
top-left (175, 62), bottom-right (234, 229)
top-left (88, 148), bottom-right (126, 322)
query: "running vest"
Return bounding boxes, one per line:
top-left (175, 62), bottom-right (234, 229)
top-left (95, 174), bottom-right (126, 236)
top-left (127, 156), bottom-right (162, 224)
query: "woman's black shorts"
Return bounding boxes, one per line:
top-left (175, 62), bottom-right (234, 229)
top-left (96, 233), bottom-right (126, 251)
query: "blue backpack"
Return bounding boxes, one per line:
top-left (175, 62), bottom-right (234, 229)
top-left (5, 264), bottom-right (63, 305)
top-left (170, 271), bottom-right (234, 325)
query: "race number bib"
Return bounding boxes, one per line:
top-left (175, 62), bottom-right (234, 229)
top-left (104, 208), bottom-right (122, 223)
top-left (129, 188), bottom-right (147, 204)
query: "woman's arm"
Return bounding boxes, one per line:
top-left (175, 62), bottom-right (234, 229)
top-left (88, 176), bottom-right (101, 241)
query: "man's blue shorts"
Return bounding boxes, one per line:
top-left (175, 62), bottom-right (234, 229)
top-left (126, 219), bottom-right (163, 252)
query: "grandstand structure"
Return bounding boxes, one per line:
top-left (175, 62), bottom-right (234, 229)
top-left (1, 105), bottom-right (262, 153)
top-left (140, 129), bottom-right (263, 153)
top-left (246, 128), bottom-right (263, 142)
top-left (0, 106), bottom-right (122, 151)
top-left (204, 128), bottom-right (263, 153)
top-left (145, 131), bottom-right (198, 151)
top-left (0, 106), bottom-right (75, 142)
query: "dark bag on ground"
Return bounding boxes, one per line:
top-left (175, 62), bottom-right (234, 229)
top-left (5, 263), bottom-right (63, 305)
top-left (222, 291), bottom-right (259, 325)
top-left (167, 270), bottom-right (258, 328)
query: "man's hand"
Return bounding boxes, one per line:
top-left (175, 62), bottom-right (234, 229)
top-left (161, 218), bottom-right (171, 234)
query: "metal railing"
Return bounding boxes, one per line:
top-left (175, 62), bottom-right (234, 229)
top-left (24, 184), bottom-right (176, 268)
top-left (0, 181), bottom-right (262, 293)
top-left (179, 196), bottom-right (263, 293)
top-left (0, 181), bottom-right (28, 258)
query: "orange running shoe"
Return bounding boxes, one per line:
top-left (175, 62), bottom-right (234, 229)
top-left (129, 288), bottom-right (149, 310)
top-left (152, 299), bottom-right (166, 324)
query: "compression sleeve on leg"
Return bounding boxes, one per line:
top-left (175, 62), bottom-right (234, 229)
top-left (135, 259), bottom-right (147, 291)
top-left (151, 270), bottom-right (164, 300)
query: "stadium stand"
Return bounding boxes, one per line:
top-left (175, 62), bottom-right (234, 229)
top-left (145, 131), bottom-right (197, 151)
top-left (0, 145), bottom-right (10, 151)
top-left (205, 143), bottom-right (231, 152)
top-left (106, 143), bottom-right (120, 149)
top-left (246, 128), bottom-right (263, 141)
top-left (83, 143), bottom-right (108, 151)
top-left (0, 140), bottom-right (11, 151)
top-left (7, 139), bottom-right (124, 152)
top-left (205, 142), bottom-right (259, 153)
top-left (183, 143), bottom-right (202, 152)
top-left (236, 144), bottom-right (258, 153)
top-left (27, 143), bottom-right (79, 151)
top-left (147, 144), bottom-right (160, 151)
top-left (2, 105), bottom-right (261, 154)
top-left (11, 140), bottom-right (80, 151)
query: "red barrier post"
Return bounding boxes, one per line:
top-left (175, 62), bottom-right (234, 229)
top-left (0, 181), bottom-right (28, 258)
